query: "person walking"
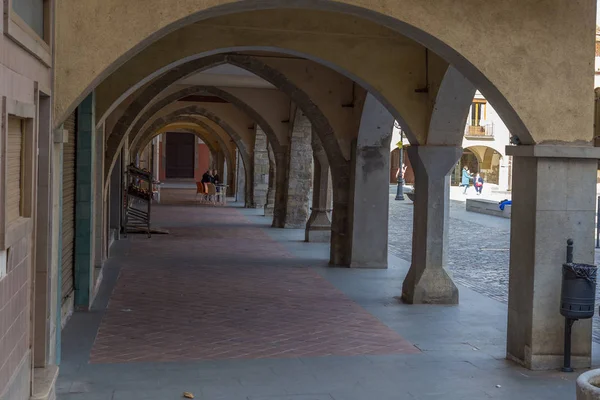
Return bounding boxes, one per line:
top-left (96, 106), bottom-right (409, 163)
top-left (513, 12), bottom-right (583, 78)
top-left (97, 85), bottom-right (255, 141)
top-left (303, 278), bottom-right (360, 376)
top-left (395, 163), bottom-right (407, 182)
top-left (460, 166), bottom-right (472, 194)
top-left (474, 172), bottom-right (484, 195)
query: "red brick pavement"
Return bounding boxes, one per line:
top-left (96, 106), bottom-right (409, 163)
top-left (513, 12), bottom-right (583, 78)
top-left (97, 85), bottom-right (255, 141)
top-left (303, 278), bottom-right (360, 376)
top-left (89, 201), bottom-right (417, 363)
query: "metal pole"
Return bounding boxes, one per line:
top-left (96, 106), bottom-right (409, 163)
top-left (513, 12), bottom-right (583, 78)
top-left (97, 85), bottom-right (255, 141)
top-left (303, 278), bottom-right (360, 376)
top-left (562, 318), bottom-right (575, 372)
top-left (567, 238), bottom-right (574, 264)
top-left (562, 238), bottom-right (575, 373)
top-left (395, 130), bottom-right (405, 201)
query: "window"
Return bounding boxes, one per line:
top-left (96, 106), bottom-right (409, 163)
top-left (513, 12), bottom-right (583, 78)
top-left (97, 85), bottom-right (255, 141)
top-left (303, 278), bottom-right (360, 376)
top-left (470, 100), bottom-right (487, 127)
top-left (4, 0), bottom-right (51, 66)
top-left (12, 0), bottom-right (44, 39)
top-left (1, 97), bottom-right (36, 251)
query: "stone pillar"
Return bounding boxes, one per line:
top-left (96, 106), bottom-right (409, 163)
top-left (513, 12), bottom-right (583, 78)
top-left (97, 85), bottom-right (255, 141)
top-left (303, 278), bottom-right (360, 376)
top-left (506, 146), bottom-right (598, 370)
top-left (499, 155), bottom-right (511, 191)
top-left (74, 92), bottom-right (96, 310)
top-left (271, 150), bottom-right (288, 227)
top-left (401, 146), bottom-right (462, 304)
top-left (236, 149), bottom-right (246, 204)
top-left (227, 160), bottom-right (235, 194)
top-left (284, 110), bottom-right (313, 228)
top-left (305, 131), bottom-right (331, 242)
top-left (348, 95), bottom-right (394, 268)
top-left (253, 126), bottom-right (269, 210)
top-left (217, 151), bottom-right (225, 181)
top-left (153, 137), bottom-right (160, 179)
top-left (264, 142), bottom-right (276, 217)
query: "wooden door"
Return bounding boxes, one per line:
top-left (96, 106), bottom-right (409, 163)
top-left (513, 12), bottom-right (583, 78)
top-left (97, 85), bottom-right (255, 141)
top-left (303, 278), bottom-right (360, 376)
top-left (165, 132), bottom-right (195, 178)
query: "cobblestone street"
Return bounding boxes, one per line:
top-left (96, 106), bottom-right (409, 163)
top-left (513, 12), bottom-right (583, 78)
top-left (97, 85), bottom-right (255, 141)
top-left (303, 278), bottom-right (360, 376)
top-left (387, 191), bottom-right (600, 343)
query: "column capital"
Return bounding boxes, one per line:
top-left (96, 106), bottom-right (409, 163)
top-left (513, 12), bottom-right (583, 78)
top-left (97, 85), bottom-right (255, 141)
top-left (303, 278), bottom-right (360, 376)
top-left (406, 145), bottom-right (462, 176)
top-left (506, 144), bottom-right (600, 159)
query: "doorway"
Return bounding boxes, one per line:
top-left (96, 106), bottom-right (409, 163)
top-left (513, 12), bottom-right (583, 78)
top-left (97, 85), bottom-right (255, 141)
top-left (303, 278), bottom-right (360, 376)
top-left (165, 132), bottom-right (195, 178)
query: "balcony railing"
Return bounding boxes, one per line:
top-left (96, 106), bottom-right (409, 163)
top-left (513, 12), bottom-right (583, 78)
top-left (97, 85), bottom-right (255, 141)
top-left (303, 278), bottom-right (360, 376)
top-left (465, 123), bottom-right (494, 139)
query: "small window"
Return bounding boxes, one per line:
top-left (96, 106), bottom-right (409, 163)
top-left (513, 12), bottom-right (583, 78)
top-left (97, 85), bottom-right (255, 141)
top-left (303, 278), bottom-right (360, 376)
top-left (12, 0), bottom-right (44, 39)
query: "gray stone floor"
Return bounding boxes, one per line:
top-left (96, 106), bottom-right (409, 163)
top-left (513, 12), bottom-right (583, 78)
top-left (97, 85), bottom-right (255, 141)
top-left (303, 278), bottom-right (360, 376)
top-left (58, 201), bottom-right (591, 400)
top-left (387, 190), bottom-right (600, 343)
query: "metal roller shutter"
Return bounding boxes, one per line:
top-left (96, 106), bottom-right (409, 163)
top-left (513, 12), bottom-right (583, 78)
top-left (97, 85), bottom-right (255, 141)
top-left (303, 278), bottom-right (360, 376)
top-left (61, 111), bottom-right (76, 303)
top-left (6, 117), bottom-right (23, 225)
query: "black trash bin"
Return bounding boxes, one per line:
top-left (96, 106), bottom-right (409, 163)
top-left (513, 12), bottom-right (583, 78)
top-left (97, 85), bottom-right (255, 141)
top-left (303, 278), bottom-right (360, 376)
top-left (560, 263), bottom-right (597, 320)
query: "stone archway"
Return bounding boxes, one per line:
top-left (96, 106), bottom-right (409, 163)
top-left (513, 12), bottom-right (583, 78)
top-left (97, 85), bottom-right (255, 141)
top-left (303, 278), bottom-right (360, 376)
top-left (111, 83), bottom-right (292, 223)
top-left (132, 108), bottom-right (253, 206)
top-left (463, 146), bottom-right (504, 187)
top-left (136, 125), bottom-right (233, 182)
top-left (52, 1), bottom-right (598, 371)
top-left (53, 1), bottom-right (580, 150)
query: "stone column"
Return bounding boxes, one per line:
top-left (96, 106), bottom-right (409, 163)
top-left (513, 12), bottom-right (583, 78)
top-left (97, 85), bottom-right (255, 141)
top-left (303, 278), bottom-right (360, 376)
top-left (253, 126), bottom-right (269, 210)
top-left (227, 160), bottom-right (235, 194)
top-left (305, 131), bottom-right (331, 242)
top-left (284, 110), bottom-right (313, 228)
top-left (271, 150), bottom-right (288, 227)
top-left (74, 92), bottom-right (96, 310)
top-left (401, 146), bottom-right (462, 304)
top-left (236, 149), bottom-right (246, 204)
top-left (209, 149), bottom-right (216, 169)
top-left (506, 146), bottom-right (598, 370)
top-left (153, 137), bottom-right (160, 179)
top-left (348, 94), bottom-right (394, 268)
top-left (217, 151), bottom-right (225, 181)
top-left (264, 142), bottom-right (276, 217)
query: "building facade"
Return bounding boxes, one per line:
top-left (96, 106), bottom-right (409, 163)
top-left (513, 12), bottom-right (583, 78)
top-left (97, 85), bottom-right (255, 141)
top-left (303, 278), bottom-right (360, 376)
top-left (391, 92), bottom-right (512, 192)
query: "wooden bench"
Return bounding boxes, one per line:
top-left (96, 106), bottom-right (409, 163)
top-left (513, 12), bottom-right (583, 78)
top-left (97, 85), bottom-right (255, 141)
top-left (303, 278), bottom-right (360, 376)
top-left (466, 198), bottom-right (511, 219)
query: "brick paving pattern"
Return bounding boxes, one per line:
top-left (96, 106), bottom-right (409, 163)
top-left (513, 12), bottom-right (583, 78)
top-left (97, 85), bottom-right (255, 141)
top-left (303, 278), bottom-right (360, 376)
top-left (90, 195), bottom-right (417, 363)
top-left (388, 195), bottom-right (600, 342)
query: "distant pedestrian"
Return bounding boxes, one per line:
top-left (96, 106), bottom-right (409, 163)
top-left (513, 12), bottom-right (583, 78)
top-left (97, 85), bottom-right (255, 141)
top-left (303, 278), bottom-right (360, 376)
top-left (396, 163), bottom-right (407, 182)
top-left (201, 170), bottom-right (212, 184)
top-left (212, 169), bottom-right (220, 185)
top-left (474, 173), bottom-right (484, 195)
top-left (460, 166), bottom-right (472, 194)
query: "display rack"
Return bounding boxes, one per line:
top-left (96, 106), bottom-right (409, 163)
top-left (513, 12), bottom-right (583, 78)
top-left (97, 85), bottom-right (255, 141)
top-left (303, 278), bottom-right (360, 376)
top-left (123, 164), bottom-right (153, 237)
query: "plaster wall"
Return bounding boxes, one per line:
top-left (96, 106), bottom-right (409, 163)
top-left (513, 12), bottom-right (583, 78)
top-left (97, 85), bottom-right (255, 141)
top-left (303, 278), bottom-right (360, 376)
top-left (220, 86), bottom-right (290, 147)
top-left (196, 143), bottom-right (211, 181)
top-left (86, 11), bottom-right (435, 145)
top-left (54, 2), bottom-right (595, 146)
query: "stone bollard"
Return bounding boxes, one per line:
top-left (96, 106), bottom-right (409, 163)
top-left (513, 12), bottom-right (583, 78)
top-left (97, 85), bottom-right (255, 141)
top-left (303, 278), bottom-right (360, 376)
top-left (577, 370), bottom-right (600, 399)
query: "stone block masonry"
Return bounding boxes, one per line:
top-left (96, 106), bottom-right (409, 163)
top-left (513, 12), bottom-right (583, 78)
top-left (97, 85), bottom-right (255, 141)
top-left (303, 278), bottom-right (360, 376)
top-left (285, 111), bottom-right (313, 228)
top-left (253, 126), bottom-right (269, 210)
